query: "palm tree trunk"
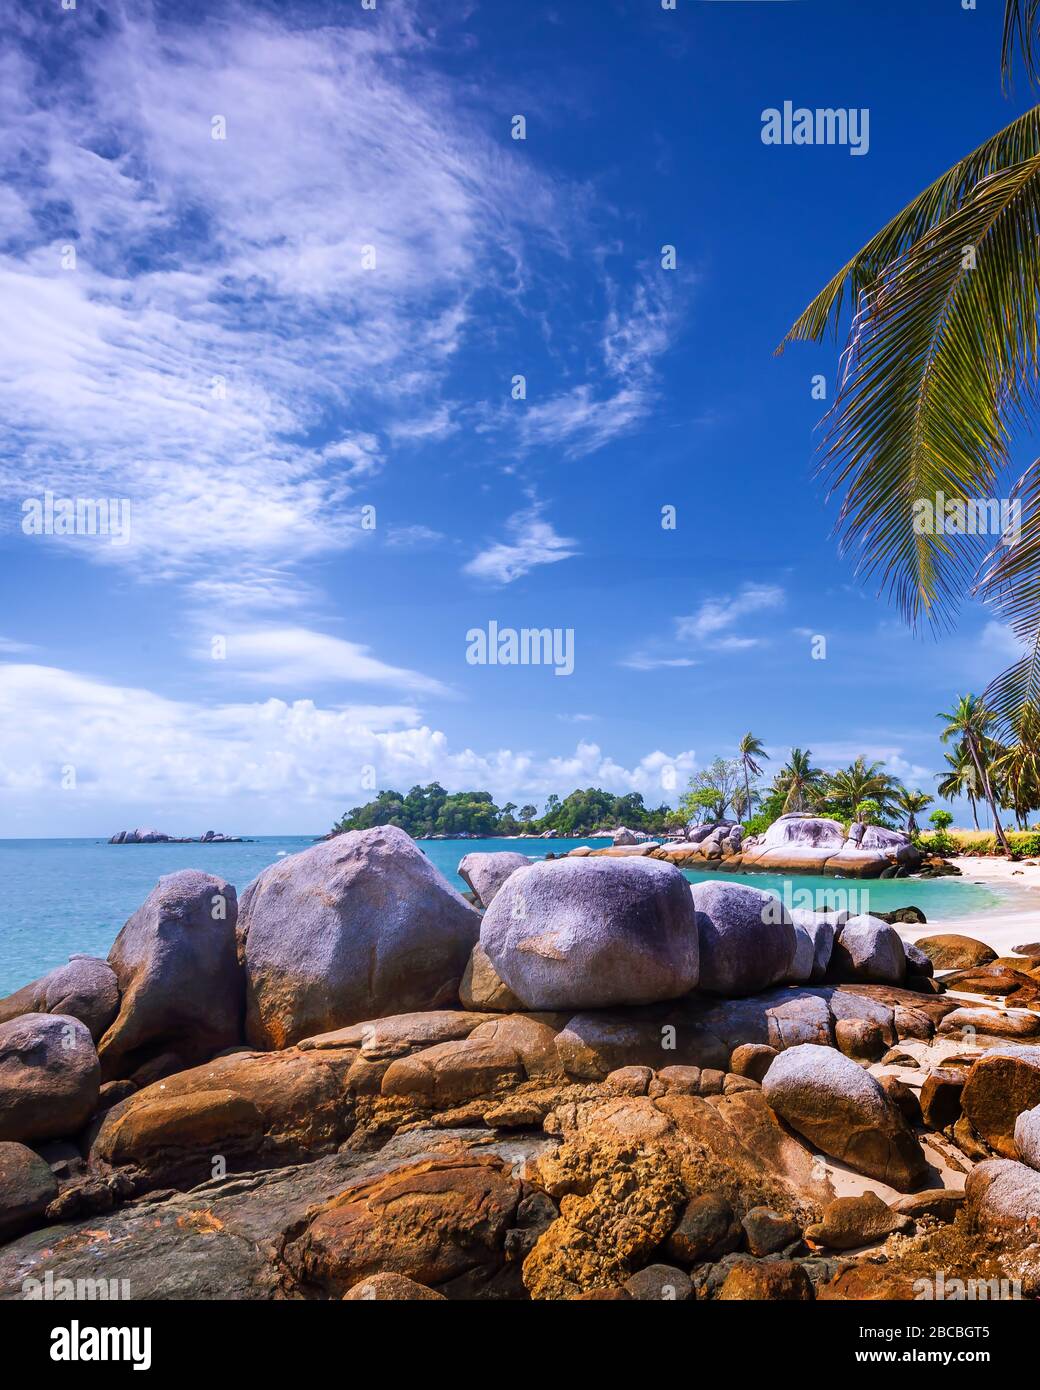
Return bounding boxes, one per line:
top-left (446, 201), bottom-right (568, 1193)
top-left (743, 763), bottom-right (752, 822)
top-left (968, 734), bottom-right (1012, 855)
top-left (969, 794), bottom-right (979, 830)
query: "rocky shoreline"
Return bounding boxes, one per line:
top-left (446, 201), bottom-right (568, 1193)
top-left (604, 813), bottom-right (939, 880)
top-left (1, 825), bottom-right (1038, 1301)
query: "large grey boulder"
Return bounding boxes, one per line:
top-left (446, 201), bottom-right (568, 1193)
top-left (827, 915), bottom-right (906, 985)
top-left (761, 1043), bottom-right (927, 1190)
top-left (692, 881), bottom-right (796, 996)
top-left (97, 870), bottom-right (243, 1080)
top-left (965, 1159), bottom-right (1040, 1251)
top-left (0, 956), bottom-right (119, 1043)
top-left (738, 814), bottom-right (920, 877)
top-left (0, 1013), bottom-right (100, 1143)
top-left (240, 826), bottom-right (480, 1048)
top-left (790, 909), bottom-right (843, 983)
top-left (612, 826), bottom-right (643, 846)
top-left (480, 857), bottom-right (699, 1011)
top-left (786, 924), bottom-right (816, 984)
top-left (457, 852), bottom-right (531, 909)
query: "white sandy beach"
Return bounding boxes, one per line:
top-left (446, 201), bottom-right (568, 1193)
top-left (901, 856), bottom-right (1040, 957)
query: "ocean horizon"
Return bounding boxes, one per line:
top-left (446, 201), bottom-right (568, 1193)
top-left (0, 833), bottom-right (1007, 998)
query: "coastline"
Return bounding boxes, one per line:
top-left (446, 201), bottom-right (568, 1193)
top-left (902, 855), bottom-right (1040, 956)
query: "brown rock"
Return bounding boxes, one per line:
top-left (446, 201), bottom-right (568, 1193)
top-left (939, 1007), bottom-right (1040, 1042)
top-left (953, 1113), bottom-right (991, 1162)
top-left (891, 1189), bottom-right (965, 1223)
top-left (91, 1046), bottom-right (356, 1185)
top-left (805, 1190), bottom-right (912, 1250)
top-left (916, 935), bottom-right (997, 971)
top-left (878, 1074), bottom-right (922, 1128)
top-left (0, 1142), bottom-right (58, 1241)
top-left (655, 1065), bottom-right (702, 1094)
top-left (835, 1018), bottom-right (884, 1061)
top-left (741, 1205), bottom-right (801, 1255)
top-left (941, 966), bottom-right (1040, 1006)
top-left (723, 1073), bottom-right (760, 1094)
top-left (964, 1158), bottom-right (1040, 1250)
top-left (342, 1272), bottom-right (446, 1300)
top-left (459, 943), bottom-right (525, 1013)
top-left (718, 1260), bottom-right (814, 1300)
top-left (920, 1068), bottom-right (966, 1130)
top-left (817, 1265), bottom-right (922, 1300)
top-left (286, 1152), bottom-right (519, 1296)
top-left (605, 1066), bottom-right (654, 1096)
top-left (522, 1141), bottom-right (685, 1299)
top-left (379, 1037), bottom-right (524, 1107)
top-left (0, 1013), bottom-right (100, 1144)
top-left (623, 1263), bottom-right (693, 1301)
top-left (730, 1044), bottom-right (777, 1082)
top-left (961, 1045), bottom-right (1040, 1157)
top-left (666, 1192), bottom-right (742, 1265)
top-left (553, 1012), bottom-right (727, 1081)
top-left (467, 1014), bottom-right (567, 1079)
top-left (761, 1044), bottom-right (928, 1191)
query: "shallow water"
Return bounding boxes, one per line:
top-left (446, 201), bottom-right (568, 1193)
top-left (0, 834), bottom-right (1007, 996)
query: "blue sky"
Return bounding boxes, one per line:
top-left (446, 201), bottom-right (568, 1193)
top-left (0, 0), bottom-right (1029, 836)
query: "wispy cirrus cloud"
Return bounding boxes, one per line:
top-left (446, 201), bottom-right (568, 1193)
top-left (463, 506), bottom-right (579, 585)
top-left (0, 0), bottom-right (562, 601)
top-left (196, 626), bottom-right (449, 696)
top-left (509, 269), bottom-right (684, 459)
top-left (621, 583), bottom-right (785, 668)
top-left (676, 583), bottom-right (786, 648)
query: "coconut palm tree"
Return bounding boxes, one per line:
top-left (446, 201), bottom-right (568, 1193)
top-left (993, 701), bottom-right (1040, 826)
top-left (936, 743), bottom-right (982, 829)
top-left (895, 787), bottom-right (934, 835)
top-left (938, 695), bottom-right (1013, 853)
top-left (737, 732), bottom-right (769, 822)
top-left (825, 757), bottom-right (902, 822)
top-left (779, 2), bottom-right (1040, 741)
top-left (774, 748), bottom-right (825, 814)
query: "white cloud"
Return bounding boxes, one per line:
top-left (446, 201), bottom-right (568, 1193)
top-left (676, 584), bottom-right (786, 647)
top-left (463, 508), bottom-right (578, 584)
top-left (205, 626), bottom-right (448, 696)
top-left (0, 2), bottom-right (561, 600)
top-left (621, 583), bottom-right (785, 668)
top-left (620, 655), bottom-right (699, 671)
top-left (0, 662), bottom-right (696, 833)
top-left (385, 524), bottom-right (445, 550)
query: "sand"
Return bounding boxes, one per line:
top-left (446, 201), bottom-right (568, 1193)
top-left (901, 856), bottom-right (1040, 957)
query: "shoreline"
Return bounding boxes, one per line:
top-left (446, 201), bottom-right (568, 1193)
top-left (902, 855), bottom-right (1040, 956)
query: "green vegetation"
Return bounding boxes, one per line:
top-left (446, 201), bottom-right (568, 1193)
top-left (333, 695), bottom-right (1040, 850)
top-left (331, 783), bottom-right (681, 838)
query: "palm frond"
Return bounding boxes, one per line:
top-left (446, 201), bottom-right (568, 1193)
top-left (1003, 0), bottom-right (1040, 91)
top-left (783, 125), bottom-right (1040, 628)
top-left (978, 461), bottom-right (1040, 732)
top-left (779, 107), bottom-right (1040, 349)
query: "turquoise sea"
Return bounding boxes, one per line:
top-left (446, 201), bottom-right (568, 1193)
top-left (0, 835), bottom-right (1009, 997)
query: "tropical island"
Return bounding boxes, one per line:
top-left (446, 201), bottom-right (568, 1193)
top-left (331, 699), bottom-right (1040, 860)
